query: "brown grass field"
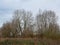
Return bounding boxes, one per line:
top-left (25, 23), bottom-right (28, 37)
top-left (0, 38), bottom-right (60, 45)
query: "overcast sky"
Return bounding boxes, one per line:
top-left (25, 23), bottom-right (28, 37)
top-left (0, 0), bottom-right (60, 27)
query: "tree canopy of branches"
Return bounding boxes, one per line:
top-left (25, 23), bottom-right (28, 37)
top-left (36, 10), bottom-right (59, 38)
top-left (0, 9), bottom-right (60, 39)
top-left (11, 9), bottom-right (34, 37)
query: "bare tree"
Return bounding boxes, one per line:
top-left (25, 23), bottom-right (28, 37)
top-left (36, 10), bottom-right (58, 38)
top-left (22, 10), bottom-right (34, 37)
top-left (22, 10), bottom-right (33, 30)
top-left (12, 10), bottom-right (23, 37)
top-left (12, 9), bottom-right (34, 37)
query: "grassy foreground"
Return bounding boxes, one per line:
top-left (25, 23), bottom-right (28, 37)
top-left (0, 38), bottom-right (60, 45)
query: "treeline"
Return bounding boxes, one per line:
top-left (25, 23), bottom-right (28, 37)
top-left (0, 9), bottom-right (60, 39)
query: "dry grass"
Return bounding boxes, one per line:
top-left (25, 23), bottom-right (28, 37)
top-left (0, 38), bottom-right (60, 45)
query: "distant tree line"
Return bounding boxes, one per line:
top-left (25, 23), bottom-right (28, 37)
top-left (0, 9), bottom-right (60, 39)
